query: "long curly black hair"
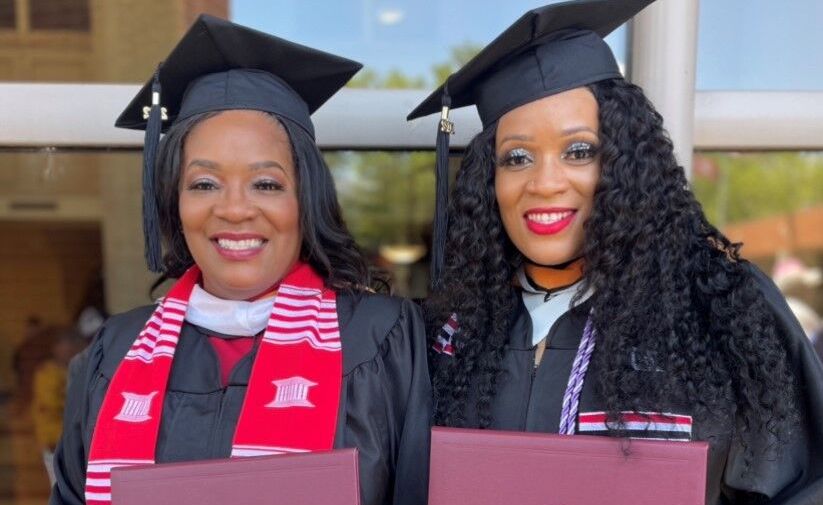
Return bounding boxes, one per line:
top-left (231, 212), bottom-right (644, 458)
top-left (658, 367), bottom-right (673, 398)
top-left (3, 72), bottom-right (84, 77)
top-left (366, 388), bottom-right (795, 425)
top-left (425, 77), bottom-right (797, 455)
top-left (153, 110), bottom-right (374, 292)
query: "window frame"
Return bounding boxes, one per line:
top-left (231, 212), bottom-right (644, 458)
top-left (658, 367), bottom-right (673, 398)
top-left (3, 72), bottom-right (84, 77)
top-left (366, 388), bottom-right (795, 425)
top-left (1, 84), bottom-right (822, 152)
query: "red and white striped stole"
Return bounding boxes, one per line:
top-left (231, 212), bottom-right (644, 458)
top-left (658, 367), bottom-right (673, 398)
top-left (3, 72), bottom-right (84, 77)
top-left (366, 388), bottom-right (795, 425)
top-left (85, 262), bottom-right (342, 505)
top-left (577, 411), bottom-right (693, 441)
top-left (432, 313), bottom-right (457, 356)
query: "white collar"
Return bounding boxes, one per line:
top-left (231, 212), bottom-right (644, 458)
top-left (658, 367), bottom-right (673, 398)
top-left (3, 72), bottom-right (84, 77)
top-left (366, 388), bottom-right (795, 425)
top-left (517, 267), bottom-right (592, 346)
top-left (185, 284), bottom-right (275, 337)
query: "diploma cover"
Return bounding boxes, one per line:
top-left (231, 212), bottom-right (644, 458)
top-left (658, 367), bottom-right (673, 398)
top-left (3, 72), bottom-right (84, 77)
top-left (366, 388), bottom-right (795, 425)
top-left (110, 449), bottom-right (359, 505)
top-left (429, 427), bottom-right (708, 505)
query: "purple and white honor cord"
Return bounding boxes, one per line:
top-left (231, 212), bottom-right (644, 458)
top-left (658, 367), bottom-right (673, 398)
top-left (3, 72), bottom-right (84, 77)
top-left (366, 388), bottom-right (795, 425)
top-left (558, 316), bottom-right (596, 435)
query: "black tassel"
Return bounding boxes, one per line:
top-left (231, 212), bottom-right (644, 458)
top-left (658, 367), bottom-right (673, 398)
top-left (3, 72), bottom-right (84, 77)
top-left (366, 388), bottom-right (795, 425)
top-left (142, 67), bottom-right (164, 272)
top-left (430, 87), bottom-right (454, 290)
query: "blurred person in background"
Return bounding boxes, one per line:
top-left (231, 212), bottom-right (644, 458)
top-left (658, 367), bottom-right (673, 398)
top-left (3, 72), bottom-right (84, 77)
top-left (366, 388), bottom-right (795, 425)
top-left (32, 328), bottom-right (87, 485)
top-left (772, 255), bottom-right (823, 358)
top-left (12, 316), bottom-right (54, 408)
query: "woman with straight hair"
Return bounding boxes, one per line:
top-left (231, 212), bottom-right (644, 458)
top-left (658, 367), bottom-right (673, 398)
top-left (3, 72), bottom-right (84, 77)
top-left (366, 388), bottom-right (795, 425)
top-left (51, 15), bottom-right (430, 505)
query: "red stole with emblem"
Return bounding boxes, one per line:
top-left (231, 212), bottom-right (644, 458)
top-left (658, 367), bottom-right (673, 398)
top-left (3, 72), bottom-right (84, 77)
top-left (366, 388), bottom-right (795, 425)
top-left (85, 262), bottom-right (342, 505)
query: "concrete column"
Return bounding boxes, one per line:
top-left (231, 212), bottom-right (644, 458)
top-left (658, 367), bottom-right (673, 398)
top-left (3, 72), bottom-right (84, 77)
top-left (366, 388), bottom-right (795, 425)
top-left (630, 0), bottom-right (700, 178)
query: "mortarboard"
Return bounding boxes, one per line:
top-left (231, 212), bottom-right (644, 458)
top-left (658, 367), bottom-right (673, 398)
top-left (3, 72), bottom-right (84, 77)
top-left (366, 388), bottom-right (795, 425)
top-left (407, 0), bottom-right (655, 288)
top-left (116, 14), bottom-right (362, 272)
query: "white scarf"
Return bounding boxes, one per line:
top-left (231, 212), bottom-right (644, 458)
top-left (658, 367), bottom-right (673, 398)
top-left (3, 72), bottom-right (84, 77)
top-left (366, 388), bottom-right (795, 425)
top-left (517, 268), bottom-right (592, 346)
top-left (185, 284), bottom-right (275, 336)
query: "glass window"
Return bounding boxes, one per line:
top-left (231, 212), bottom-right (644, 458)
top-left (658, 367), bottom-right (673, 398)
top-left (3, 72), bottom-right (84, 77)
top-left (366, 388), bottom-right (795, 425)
top-left (327, 150), bottom-right (436, 297)
top-left (697, 0), bottom-right (823, 90)
top-left (0, 148), bottom-right (108, 504)
top-left (692, 151), bottom-right (823, 338)
top-left (29, 0), bottom-right (90, 31)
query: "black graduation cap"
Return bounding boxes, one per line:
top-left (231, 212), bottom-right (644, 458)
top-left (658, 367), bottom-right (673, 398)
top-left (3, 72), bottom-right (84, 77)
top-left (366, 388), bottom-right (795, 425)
top-left (115, 14), bottom-right (362, 272)
top-left (407, 0), bottom-right (655, 287)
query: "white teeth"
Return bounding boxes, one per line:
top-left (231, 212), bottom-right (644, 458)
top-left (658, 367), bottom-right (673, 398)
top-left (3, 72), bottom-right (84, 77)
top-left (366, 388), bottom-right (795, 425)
top-left (216, 238), bottom-right (264, 250)
top-left (526, 211), bottom-right (573, 224)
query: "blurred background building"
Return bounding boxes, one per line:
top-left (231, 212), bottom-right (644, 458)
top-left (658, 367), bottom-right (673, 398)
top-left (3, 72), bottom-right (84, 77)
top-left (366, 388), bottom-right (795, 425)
top-left (0, 0), bottom-right (821, 503)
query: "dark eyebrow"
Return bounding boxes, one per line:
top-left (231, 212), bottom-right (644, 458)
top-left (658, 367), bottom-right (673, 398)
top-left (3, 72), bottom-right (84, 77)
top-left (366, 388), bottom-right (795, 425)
top-left (185, 159), bottom-right (286, 173)
top-left (249, 160), bottom-right (286, 173)
top-left (498, 126), bottom-right (598, 144)
top-left (561, 126), bottom-right (598, 136)
top-left (186, 159), bottom-right (219, 171)
top-left (498, 134), bottom-right (533, 144)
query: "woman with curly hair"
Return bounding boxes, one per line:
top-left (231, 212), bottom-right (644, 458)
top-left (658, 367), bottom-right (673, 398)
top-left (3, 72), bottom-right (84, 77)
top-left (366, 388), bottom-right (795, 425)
top-left (51, 16), bottom-right (430, 505)
top-left (408, 0), bottom-right (823, 503)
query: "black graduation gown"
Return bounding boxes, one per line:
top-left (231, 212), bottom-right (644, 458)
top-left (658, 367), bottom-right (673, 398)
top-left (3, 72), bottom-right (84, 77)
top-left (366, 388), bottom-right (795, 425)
top-left (441, 264), bottom-right (823, 505)
top-left (50, 293), bottom-right (431, 505)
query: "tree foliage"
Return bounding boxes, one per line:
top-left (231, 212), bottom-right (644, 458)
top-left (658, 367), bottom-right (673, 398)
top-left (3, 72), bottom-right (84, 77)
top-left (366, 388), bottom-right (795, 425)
top-left (325, 150), bottom-right (435, 251)
top-left (692, 152), bottom-right (823, 228)
top-left (328, 44), bottom-right (482, 256)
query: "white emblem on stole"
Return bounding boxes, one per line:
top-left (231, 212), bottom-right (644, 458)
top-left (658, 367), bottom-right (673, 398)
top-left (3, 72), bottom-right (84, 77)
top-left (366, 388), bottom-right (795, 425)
top-left (114, 391), bottom-right (158, 423)
top-left (264, 376), bottom-right (317, 408)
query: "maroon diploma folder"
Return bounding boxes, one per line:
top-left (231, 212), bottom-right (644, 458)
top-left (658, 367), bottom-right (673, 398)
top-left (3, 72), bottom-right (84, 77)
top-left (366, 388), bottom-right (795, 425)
top-left (110, 449), bottom-right (359, 505)
top-left (429, 427), bottom-right (708, 505)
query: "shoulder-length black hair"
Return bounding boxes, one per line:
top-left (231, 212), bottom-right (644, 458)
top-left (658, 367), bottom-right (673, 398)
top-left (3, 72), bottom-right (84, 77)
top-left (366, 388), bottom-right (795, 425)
top-left (425, 77), bottom-right (797, 457)
top-left (152, 110), bottom-right (372, 291)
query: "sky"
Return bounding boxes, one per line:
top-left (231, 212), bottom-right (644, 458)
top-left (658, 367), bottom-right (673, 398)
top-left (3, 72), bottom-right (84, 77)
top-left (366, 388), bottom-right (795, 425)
top-left (231, 0), bottom-right (823, 91)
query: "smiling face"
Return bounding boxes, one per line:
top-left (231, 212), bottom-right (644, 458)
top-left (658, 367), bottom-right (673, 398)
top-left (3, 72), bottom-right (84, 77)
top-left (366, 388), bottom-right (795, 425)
top-left (178, 110), bottom-right (301, 300)
top-left (494, 87), bottom-right (601, 266)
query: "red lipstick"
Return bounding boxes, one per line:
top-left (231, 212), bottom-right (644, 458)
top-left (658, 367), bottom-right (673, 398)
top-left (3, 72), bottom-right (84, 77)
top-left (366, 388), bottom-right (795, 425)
top-left (524, 208), bottom-right (576, 235)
